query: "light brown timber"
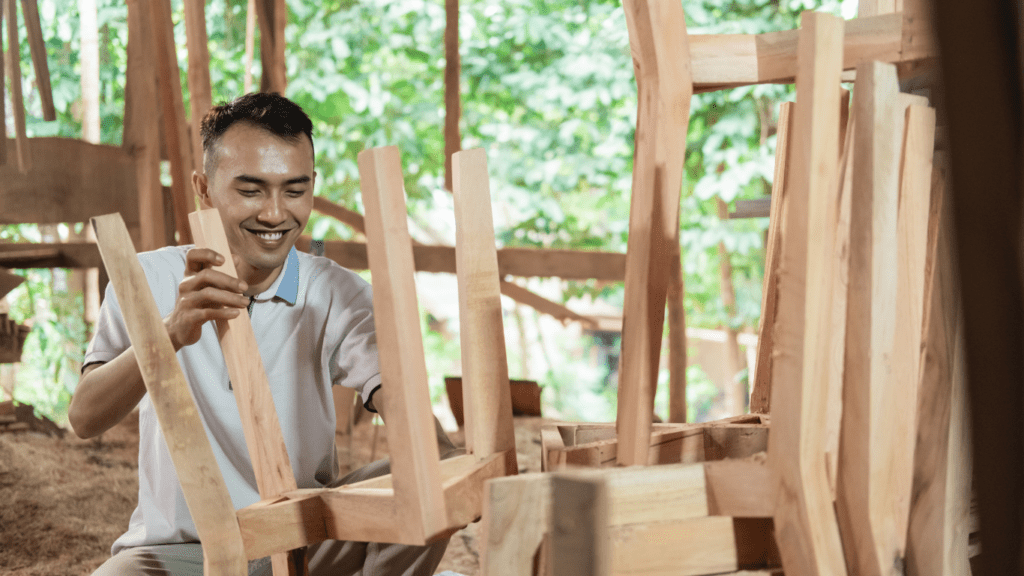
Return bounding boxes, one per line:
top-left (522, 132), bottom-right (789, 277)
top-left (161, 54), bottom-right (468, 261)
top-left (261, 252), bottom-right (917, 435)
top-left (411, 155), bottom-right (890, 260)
top-left (443, 0), bottom-right (460, 191)
top-left (479, 473), bottom-right (551, 576)
top-left (91, 213), bottom-right (247, 576)
top-left (0, 0), bottom-right (6, 166)
top-left (19, 0), bottom-right (53, 120)
top-left (549, 475), bottom-right (610, 576)
top-left (766, 11), bottom-right (847, 576)
top-left (667, 234), bottom-right (687, 423)
top-left (497, 279), bottom-right (597, 329)
top-left (254, 0), bottom-right (286, 93)
top-left (183, 0), bottom-right (213, 172)
top-left (6, 0), bottom-right (30, 173)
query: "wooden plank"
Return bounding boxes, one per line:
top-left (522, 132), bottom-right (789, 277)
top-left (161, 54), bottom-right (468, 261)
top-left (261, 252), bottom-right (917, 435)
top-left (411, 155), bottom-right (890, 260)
top-left (452, 148), bottom-right (517, 474)
top-left (834, 61), bottom-right (905, 576)
top-left (609, 516), bottom-right (738, 576)
top-left (243, 0), bottom-right (256, 93)
top-left (0, 242), bottom-right (103, 269)
top-left (5, 0), bottom-right (30, 173)
top-left (296, 236), bottom-right (627, 280)
top-left (667, 237), bottom-right (687, 422)
top-left (124, 0), bottom-right (167, 251)
top-left (443, 0), bottom-right (460, 191)
top-left (859, 0), bottom-right (897, 17)
top-left (479, 473), bottom-right (551, 576)
top-left (498, 279), bottom-right (597, 329)
top-left (766, 11), bottom-right (847, 576)
top-left (312, 196), bottom-right (367, 235)
top-left (705, 457), bottom-right (774, 517)
top-left (442, 452), bottom-right (507, 529)
top-left (19, 0), bottom-right (54, 120)
top-left (253, 0), bottom-right (286, 93)
top-left (182, 0), bottom-right (212, 172)
top-left (616, 0), bottom-right (693, 467)
top-left (550, 476), bottom-right (609, 576)
top-left (91, 214), bottom-right (247, 576)
top-left (79, 0), bottom-right (99, 144)
top-left (357, 146), bottom-right (446, 544)
top-left (0, 0), bottom-right (5, 167)
top-left (750, 101), bottom-right (792, 414)
top-left (189, 210), bottom-right (306, 575)
top-left (150, 0), bottom-right (194, 245)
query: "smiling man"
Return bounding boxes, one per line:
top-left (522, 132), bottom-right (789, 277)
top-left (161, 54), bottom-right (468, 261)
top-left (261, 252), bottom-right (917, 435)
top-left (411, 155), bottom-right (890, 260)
top-left (70, 93), bottom-right (456, 576)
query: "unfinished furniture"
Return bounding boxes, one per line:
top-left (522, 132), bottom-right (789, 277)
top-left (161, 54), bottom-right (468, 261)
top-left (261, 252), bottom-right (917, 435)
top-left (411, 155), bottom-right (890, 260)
top-left (89, 145), bottom-right (516, 576)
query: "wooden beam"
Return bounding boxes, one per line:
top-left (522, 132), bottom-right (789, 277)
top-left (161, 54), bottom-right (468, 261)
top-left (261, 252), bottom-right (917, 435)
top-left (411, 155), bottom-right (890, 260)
top-left (452, 148), bottom-right (517, 474)
top-left (479, 473), bottom-right (551, 576)
top-left (19, 0), bottom-right (53, 120)
top-left (0, 0), bottom-right (6, 166)
top-left (79, 0), bottom-right (99, 143)
top-left (704, 457), bottom-right (774, 517)
top-left (0, 242), bottom-right (102, 269)
top-left (666, 238), bottom-right (687, 422)
top-left (183, 0), bottom-right (212, 172)
top-left (254, 0), bottom-right (286, 93)
top-left (549, 475), bottom-right (610, 576)
top-left (750, 101), bottom-right (792, 414)
top-left (6, 0), bottom-right (30, 173)
top-left (616, 0), bottom-right (693, 467)
top-left (767, 11), bottom-right (847, 576)
top-left (498, 279), bottom-right (596, 329)
top-left (91, 213), bottom-right (246, 576)
top-left (443, 0), bottom-right (460, 191)
top-left (312, 196), bottom-right (367, 235)
top-left (150, 0), bottom-right (194, 245)
top-left (358, 146), bottom-right (447, 544)
top-left (243, 0), bottom-right (256, 93)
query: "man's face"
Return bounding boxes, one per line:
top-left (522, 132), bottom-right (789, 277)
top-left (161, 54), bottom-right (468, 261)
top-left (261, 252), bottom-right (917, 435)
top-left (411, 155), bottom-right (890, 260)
top-left (195, 122), bottom-right (315, 284)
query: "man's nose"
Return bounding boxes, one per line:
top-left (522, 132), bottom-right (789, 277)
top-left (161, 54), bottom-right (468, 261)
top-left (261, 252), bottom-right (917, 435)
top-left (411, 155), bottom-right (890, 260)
top-left (257, 194), bottom-right (286, 225)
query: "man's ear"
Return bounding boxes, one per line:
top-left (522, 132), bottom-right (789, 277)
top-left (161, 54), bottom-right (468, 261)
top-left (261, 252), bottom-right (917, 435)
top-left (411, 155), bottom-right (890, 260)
top-left (192, 171), bottom-right (213, 208)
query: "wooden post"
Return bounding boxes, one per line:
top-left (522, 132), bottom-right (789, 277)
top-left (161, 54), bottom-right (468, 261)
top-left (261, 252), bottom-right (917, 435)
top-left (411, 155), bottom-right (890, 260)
top-left (189, 209), bottom-right (307, 576)
top-left (91, 214), bottom-right (247, 576)
top-left (358, 146), bottom-right (447, 543)
top-left (77, 0), bottom-right (101, 332)
top-left (0, 0), bottom-right (7, 167)
top-left (716, 198), bottom-right (744, 415)
top-left (479, 474), bottom-right (552, 576)
top-left (452, 148), bottom-right (517, 474)
top-left (6, 0), bottom-right (30, 173)
top-left (444, 0), bottom-right (460, 191)
top-left (18, 0), bottom-right (54, 120)
top-left (767, 11), bottom-right (847, 576)
top-left (749, 101), bottom-right (792, 415)
top-left (254, 0), bottom-right (286, 94)
top-left (124, 0), bottom-right (168, 251)
top-left (667, 238), bottom-right (687, 423)
top-left (549, 476), bottom-right (609, 576)
top-left (834, 60), bottom-right (905, 576)
top-left (150, 0), bottom-right (194, 245)
top-left (616, 0), bottom-right (693, 467)
top-left (183, 0), bottom-right (212, 172)
top-left (243, 0), bottom-right (256, 93)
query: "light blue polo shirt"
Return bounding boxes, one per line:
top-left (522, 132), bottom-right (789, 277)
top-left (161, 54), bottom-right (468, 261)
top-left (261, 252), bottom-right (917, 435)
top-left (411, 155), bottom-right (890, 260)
top-left (84, 245), bottom-right (382, 554)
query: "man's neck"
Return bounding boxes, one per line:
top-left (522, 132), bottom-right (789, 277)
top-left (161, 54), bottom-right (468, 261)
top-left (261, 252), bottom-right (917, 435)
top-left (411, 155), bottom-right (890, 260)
top-left (238, 263), bottom-right (283, 297)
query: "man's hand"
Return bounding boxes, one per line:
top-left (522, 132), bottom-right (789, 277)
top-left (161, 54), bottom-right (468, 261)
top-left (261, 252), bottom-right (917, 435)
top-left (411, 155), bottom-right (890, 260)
top-left (164, 248), bottom-right (250, 351)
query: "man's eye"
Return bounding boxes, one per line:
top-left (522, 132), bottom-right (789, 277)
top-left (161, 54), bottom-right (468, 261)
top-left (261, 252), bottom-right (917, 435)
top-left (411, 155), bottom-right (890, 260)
top-left (237, 189), bottom-right (260, 195)
top-left (286, 189), bottom-right (307, 196)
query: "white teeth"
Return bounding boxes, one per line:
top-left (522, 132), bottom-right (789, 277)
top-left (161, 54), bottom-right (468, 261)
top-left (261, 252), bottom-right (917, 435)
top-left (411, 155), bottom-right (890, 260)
top-left (256, 231), bottom-right (284, 240)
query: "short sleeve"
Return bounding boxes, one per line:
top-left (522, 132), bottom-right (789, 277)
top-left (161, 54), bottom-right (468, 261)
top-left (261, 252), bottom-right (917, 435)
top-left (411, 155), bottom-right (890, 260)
top-left (84, 281), bottom-right (131, 368)
top-left (327, 282), bottom-right (382, 409)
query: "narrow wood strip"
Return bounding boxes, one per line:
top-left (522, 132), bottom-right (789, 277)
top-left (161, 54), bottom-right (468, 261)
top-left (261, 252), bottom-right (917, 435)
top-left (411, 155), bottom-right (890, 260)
top-left (254, 0), bottom-right (286, 93)
top-left (358, 146), bottom-right (447, 544)
top-left (498, 279), bottom-right (597, 329)
top-left (6, 0), bottom-right (30, 173)
top-left (443, 0), bottom-right (460, 191)
top-left (666, 237), bottom-right (687, 423)
top-left (0, 0), bottom-right (6, 167)
top-left (767, 11), bottom-right (847, 576)
top-left (182, 0), bottom-right (212, 172)
top-left (91, 214), bottom-right (246, 576)
top-left (19, 0), bottom-right (54, 120)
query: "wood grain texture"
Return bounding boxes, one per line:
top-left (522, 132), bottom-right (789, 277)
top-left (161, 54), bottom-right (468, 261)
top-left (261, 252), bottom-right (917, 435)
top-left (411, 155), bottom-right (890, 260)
top-left (609, 516), bottom-right (738, 576)
top-left (124, 0), bottom-right (167, 251)
top-left (452, 148), bottom-right (517, 474)
top-left (705, 457), bottom-right (774, 517)
top-left (443, 0), bottom-right (460, 191)
top-left (750, 101), bottom-right (792, 414)
top-left (150, 0), bottom-right (194, 244)
top-left (19, 0), bottom-right (54, 120)
top-left (550, 475), bottom-right (610, 576)
top-left (6, 0), bottom-right (30, 173)
top-left (835, 60), bottom-right (903, 576)
top-left (182, 0), bottom-right (212, 172)
top-left (667, 237), bottom-right (687, 422)
top-left (616, 0), bottom-right (693, 466)
top-left (766, 11), bottom-right (847, 576)
top-left (358, 146), bottom-right (446, 544)
top-left (91, 213), bottom-right (247, 576)
top-left (479, 473), bottom-right (551, 576)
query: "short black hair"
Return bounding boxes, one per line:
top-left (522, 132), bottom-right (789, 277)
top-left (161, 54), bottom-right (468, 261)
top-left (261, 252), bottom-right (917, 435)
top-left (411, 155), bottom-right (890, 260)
top-left (200, 92), bottom-right (315, 175)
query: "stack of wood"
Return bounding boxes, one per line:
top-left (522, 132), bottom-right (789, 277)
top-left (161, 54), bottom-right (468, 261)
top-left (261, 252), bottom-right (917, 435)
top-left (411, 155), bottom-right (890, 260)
top-left (476, 3), bottom-right (969, 576)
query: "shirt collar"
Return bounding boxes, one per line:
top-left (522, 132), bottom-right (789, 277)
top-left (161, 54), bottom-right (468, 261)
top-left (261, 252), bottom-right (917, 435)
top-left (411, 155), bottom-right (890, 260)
top-left (253, 247), bottom-right (299, 304)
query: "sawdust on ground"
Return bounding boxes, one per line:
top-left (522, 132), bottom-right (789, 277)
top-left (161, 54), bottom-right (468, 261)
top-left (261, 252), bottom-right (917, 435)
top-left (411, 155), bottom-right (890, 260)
top-left (0, 412), bottom-right (551, 576)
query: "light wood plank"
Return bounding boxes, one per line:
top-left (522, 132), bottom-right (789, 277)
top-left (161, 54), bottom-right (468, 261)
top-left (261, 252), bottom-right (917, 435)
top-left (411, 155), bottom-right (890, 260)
top-left (19, 0), bottom-right (54, 120)
top-left (750, 100), bottom-right (792, 414)
top-left (91, 213), bottom-right (247, 576)
top-left (479, 473), bottom-right (551, 576)
top-left (443, 0), bottom-right (460, 191)
top-left (705, 457), bottom-right (774, 517)
top-left (616, 0), bottom-right (693, 467)
top-left (667, 237), bottom-right (687, 422)
top-left (6, 0), bottom-right (30, 173)
top-left (550, 475), bottom-right (610, 576)
top-left (183, 0), bottom-right (212, 172)
top-left (835, 60), bottom-right (904, 576)
top-left (767, 11), bottom-right (847, 576)
top-left (609, 516), bottom-right (738, 576)
top-left (358, 146), bottom-right (447, 544)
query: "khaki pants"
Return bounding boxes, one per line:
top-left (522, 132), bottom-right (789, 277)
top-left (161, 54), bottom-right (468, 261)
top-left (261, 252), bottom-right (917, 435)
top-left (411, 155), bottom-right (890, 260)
top-left (91, 458), bottom-right (450, 576)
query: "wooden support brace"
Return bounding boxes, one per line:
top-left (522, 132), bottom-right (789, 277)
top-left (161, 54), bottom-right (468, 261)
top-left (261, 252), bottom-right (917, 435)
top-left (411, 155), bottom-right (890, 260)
top-left (18, 0), bottom-right (53, 120)
top-left (766, 11), bottom-right (847, 576)
top-left (452, 148), bottom-right (518, 473)
top-left (91, 213), bottom-right (247, 576)
top-left (357, 146), bottom-right (447, 543)
top-left (616, 0), bottom-right (693, 467)
top-left (5, 0), bottom-right (30, 173)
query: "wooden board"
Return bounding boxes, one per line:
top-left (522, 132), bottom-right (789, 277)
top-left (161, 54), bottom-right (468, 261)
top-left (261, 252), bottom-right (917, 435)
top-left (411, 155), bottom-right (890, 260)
top-left (0, 0), bottom-right (5, 167)
top-left (357, 146), bottom-right (447, 544)
top-left (19, 0), bottom-right (54, 120)
top-left (766, 11), bottom-right (848, 576)
top-left (6, 0), bottom-right (30, 173)
top-left (479, 473), bottom-right (551, 576)
top-left (616, 0), bottom-right (693, 467)
top-left (183, 0), bottom-right (212, 172)
top-left (254, 0), bottom-right (286, 93)
top-left (667, 237), bottom-right (687, 422)
top-left (452, 148), bottom-right (517, 474)
top-left (549, 475), bottom-right (609, 576)
top-left (91, 213), bottom-right (247, 576)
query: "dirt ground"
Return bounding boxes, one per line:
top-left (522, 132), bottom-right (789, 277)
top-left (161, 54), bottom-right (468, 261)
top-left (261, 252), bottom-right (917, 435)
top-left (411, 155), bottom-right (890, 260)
top-left (0, 411), bottom-right (551, 576)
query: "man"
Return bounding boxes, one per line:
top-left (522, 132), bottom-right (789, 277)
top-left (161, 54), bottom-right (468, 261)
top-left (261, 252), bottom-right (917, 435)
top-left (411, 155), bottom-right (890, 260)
top-left (70, 92), bottom-right (457, 576)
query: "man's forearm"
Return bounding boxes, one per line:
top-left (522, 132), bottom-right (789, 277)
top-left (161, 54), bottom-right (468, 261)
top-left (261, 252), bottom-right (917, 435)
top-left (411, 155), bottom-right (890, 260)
top-left (372, 387), bottom-right (463, 459)
top-left (69, 347), bottom-right (148, 439)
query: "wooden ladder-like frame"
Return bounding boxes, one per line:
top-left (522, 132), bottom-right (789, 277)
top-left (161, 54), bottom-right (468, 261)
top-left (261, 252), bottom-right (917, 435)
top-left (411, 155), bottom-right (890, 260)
top-left (91, 146), bottom-right (516, 576)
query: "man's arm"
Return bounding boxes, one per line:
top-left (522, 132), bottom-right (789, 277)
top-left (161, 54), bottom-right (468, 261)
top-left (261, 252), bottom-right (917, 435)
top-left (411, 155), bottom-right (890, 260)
top-left (370, 386), bottom-right (464, 460)
top-left (68, 248), bottom-right (250, 439)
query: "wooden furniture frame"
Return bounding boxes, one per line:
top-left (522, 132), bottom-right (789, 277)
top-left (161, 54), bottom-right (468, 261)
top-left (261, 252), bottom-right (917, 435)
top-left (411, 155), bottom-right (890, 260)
top-left (89, 145), bottom-right (515, 576)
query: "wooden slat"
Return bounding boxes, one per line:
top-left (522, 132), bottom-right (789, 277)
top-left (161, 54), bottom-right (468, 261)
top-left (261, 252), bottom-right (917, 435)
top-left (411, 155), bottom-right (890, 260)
top-left (766, 11), bottom-right (847, 576)
top-left (705, 458), bottom-right (774, 517)
top-left (19, 0), bottom-right (54, 120)
top-left (443, 0), bottom-right (460, 191)
top-left (750, 101), bottom-right (792, 414)
top-left (183, 0), bottom-right (212, 172)
top-left (6, 0), bottom-right (30, 173)
top-left (666, 238), bottom-right (687, 422)
top-left (357, 146), bottom-right (446, 544)
top-left (254, 0), bottom-right (286, 93)
top-left (550, 476), bottom-right (609, 576)
top-left (91, 213), bottom-right (247, 576)
top-left (0, 0), bottom-right (6, 167)
top-left (150, 0), bottom-right (194, 245)
top-left (834, 61), bottom-right (904, 576)
top-left (498, 279), bottom-right (596, 329)
top-left (616, 0), bottom-right (693, 467)
top-left (479, 473), bottom-right (551, 576)
top-left (452, 148), bottom-right (517, 474)
top-left (609, 516), bottom-right (738, 576)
